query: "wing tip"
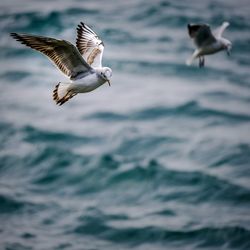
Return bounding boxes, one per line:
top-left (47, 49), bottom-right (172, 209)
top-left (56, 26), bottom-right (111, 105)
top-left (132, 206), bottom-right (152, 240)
top-left (77, 22), bottom-right (87, 30)
top-left (76, 21), bottom-right (96, 36)
top-left (186, 58), bottom-right (192, 66)
top-left (80, 21), bottom-right (86, 27)
top-left (10, 33), bottom-right (36, 48)
top-left (187, 23), bottom-right (210, 38)
top-left (77, 22), bottom-right (84, 29)
top-left (10, 32), bottom-right (20, 40)
top-left (10, 33), bottom-right (30, 46)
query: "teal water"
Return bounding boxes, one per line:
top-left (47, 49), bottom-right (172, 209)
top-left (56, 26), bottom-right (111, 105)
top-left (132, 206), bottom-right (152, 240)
top-left (1, 0), bottom-right (250, 249)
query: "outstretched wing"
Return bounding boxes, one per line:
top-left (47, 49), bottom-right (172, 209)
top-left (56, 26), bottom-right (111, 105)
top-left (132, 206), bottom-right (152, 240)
top-left (76, 22), bottom-right (104, 68)
top-left (10, 33), bottom-right (93, 80)
top-left (187, 24), bottom-right (216, 48)
top-left (213, 21), bottom-right (230, 39)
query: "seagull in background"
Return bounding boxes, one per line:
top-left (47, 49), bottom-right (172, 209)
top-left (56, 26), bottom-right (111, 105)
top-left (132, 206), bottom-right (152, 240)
top-left (10, 22), bottom-right (112, 105)
top-left (186, 22), bottom-right (232, 67)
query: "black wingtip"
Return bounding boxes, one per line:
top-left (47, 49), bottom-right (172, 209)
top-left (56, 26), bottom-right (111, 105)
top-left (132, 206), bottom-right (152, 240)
top-left (10, 32), bottom-right (24, 42)
top-left (9, 33), bottom-right (30, 46)
top-left (77, 22), bottom-right (83, 28)
top-left (78, 22), bottom-right (87, 29)
top-left (10, 32), bottom-right (18, 39)
top-left (77, 22), bottom-right (87, 32)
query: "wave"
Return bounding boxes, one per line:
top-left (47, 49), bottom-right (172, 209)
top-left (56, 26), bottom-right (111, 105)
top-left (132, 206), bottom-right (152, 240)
top-left (74, 217), bottom-right (250, 248)
top-left (1, 1), bottom-right (250, 249)
top-left (82, 101), bottom-right (250, 124)
top-left (131, 101), bottom-right (250, 122)
top-left (0, 194), bottom-right (24, 213)
top-left (0, 193), bottom-right (42, 215)
top-left (22, 125), bottom-right (102, 144)
top-left (85, 111), bottom-right (128, 122)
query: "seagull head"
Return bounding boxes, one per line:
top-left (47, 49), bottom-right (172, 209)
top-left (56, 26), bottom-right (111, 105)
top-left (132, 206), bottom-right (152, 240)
top-left (225, 41), bottom-right (232, 56)
top-left (99, 67), bottom-right (112, 86)
top-left (220, 38), bottom-right (232, 56)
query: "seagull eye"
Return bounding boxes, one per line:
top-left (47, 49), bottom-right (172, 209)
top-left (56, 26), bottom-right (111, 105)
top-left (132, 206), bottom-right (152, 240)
top-left (105, 70), bottom-right (111, 78)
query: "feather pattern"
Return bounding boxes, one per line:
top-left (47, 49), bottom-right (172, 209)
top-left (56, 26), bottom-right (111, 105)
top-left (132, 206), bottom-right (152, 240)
top-left (10, 33), bottom-right (92, 80)
top-left (76, 22), bottom-right (104, 68)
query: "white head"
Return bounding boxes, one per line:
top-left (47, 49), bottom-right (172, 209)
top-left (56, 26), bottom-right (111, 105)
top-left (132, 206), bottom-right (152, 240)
top-left (98, 67), bottom-right (112, 86)
top-left (219, 37), bottom-right (232, 55)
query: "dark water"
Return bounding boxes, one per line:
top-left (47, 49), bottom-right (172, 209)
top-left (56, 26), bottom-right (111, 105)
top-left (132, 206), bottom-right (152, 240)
top-left (1, 0), bottom-right (250, 249)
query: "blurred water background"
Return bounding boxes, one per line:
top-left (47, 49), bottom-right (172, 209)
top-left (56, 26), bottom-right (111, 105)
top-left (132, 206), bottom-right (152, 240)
top-left (1, 0), bottom-right (250, 249)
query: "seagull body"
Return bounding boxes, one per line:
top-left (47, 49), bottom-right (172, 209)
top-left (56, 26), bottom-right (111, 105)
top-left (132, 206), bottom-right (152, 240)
top-left (10, 22), bottom-right (112, 105)
top-left (186, 22), bottom-right (232, 67)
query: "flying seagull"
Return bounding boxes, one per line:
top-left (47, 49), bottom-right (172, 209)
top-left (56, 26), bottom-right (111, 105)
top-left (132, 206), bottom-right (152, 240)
top-left (10, 22), bottom-right (112, 105)
top-left (186, 22), bottom-right (232, 67)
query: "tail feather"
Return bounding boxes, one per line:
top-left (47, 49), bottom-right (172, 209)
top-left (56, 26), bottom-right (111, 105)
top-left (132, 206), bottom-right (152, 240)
top-left (53, 82), bottom-right (77, 106)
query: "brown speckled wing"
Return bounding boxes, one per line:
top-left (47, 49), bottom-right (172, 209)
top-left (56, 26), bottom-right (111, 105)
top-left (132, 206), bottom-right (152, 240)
top-left (10, 33), bottom-right (92, 79)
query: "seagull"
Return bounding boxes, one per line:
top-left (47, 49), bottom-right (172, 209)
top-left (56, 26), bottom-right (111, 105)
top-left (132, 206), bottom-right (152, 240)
top-left (10, 22), bottom-right (112, 105)
top-left (186, 22), bottom-right (232, 67)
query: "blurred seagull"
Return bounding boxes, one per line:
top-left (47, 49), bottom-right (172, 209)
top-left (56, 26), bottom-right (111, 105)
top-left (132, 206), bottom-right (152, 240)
top-left (10, 22), bottom-right (112, 105)
top-left (186, 22), bottom-right (232, 67)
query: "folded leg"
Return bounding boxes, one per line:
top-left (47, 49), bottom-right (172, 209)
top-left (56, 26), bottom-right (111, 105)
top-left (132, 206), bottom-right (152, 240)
top-left (199, 56), bottom-right (205, 68)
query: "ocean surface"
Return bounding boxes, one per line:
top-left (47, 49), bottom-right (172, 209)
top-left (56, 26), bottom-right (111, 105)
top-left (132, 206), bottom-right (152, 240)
top-left (1, 0), bottom-right (250, 249)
